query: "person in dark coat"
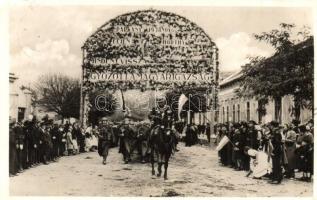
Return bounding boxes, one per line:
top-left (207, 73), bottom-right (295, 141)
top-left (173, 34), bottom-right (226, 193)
top-left (25, 118), bottom-right (40, 167)
top-left (15, 122), bottom-right (25, 172)
top-left (97, 118), bottom-right (113, 165)
top-left (39, 123), bottom-right (53, 164)
top-left (21, 122), bottom-right (30, 169)
top-left (73, 123), bottom-right (85, 153)
top-left (226, 122), bottom-right (234, 167)
top-left (240, 122), bottom-right (249, 171)
top-left (206, 123), bottom-right (211, 143)
top-left (248, 120), bottom-right (260, 150)
top-left (232, 123), bottom-right (243, 170)
top-left (9, 120), bottom-right (18, 176)
top-left (162, 105), bottom-right (173, 129)
top-left (32, 123), bottom-right (41, 165)
top-left (50, 124), bottom-right (59, 161)
top-left (270, 128), bottom-right (283, 184)
top-left (23, 120), bottom-right (33, 168)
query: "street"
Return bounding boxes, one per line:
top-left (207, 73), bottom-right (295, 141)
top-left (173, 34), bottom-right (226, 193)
top-left (10, 143), bottom-right (312, 197)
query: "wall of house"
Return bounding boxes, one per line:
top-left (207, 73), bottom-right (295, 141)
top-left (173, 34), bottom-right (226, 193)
top-left (218, 82), bottom-right (312, 125)
top-left (9, 74), bottom-right (33, 122)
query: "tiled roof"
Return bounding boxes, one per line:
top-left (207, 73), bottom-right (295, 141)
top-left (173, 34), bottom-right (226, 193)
top-left (219, 70), bottom-right (242, 87)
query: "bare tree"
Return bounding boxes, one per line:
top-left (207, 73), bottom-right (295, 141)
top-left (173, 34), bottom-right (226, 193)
top-left (34, 73), bottom-right (81, 120)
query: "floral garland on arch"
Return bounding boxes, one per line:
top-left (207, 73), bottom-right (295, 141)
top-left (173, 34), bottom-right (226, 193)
top-left (82, 9), bottom-right (218, 92)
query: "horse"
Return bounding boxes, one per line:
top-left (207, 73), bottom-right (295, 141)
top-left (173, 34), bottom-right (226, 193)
top-left (150, 125), bottom-right (175, 180)
top-left (136, 123), bottom-right (151, 163)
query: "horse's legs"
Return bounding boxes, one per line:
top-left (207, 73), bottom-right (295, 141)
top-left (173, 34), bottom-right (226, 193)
top-left (164, 156), bottom-right (169, 180)
top-left (142, 142), bottom-right (149, 163)
top-left (151, 148), bottom-right (155, 175)
top-left (157, 162), bottom-right (162, 177)
top-left (157, 154), bottom-right (163, 177)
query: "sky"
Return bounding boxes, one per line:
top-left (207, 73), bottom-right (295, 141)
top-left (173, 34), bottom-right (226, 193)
top-left (9, 5), bottom-right (313, 85)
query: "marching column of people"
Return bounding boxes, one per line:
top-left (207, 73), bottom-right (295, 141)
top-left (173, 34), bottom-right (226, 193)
top-left (9, 116), bottom-right (101, 176)
top-left (215, 119), bottom-right (314, 184)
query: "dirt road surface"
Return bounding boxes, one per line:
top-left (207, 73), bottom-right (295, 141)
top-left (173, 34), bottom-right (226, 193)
top-left (10, 143), bottom-right (313, 197)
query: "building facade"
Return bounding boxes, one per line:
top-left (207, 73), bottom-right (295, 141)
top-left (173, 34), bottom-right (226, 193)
top-left (218, 71), bottom-right (312, 125)
top-left (9, 73), bottom-right (33, 122)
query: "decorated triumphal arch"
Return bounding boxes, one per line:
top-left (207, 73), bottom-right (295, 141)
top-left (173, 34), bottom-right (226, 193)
top-left (80, 9), bottom-right (219, 127)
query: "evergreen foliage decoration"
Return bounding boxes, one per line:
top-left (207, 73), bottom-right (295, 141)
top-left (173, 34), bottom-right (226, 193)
top-left (82, 9), bottom-right (217, 92)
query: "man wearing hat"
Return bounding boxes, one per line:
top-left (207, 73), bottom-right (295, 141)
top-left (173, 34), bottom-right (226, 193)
top-left (39, 123), bottom-right (53, 164)
top-left (162, 105), bottom-right (173, 129)
top-left (270, 126), bottom-right (283, 184)
top-left (50, 123), bottom-right (60, 161)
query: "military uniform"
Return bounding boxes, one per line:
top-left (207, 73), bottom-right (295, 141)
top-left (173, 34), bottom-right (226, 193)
top-left (50, 125), bottom-right (59, 160)
top-left (162, 107), bottom-right (173, 129)
top-left (15, 124), bottom-right (25, 171)
top-left (32, 125), bottom-right (41, 164)
top-left (9, 123), bottom-right (18, 175)
top-left (98, 124), bottom-right (113, 164)
top-left (39, 126), bottom-right (53, 164)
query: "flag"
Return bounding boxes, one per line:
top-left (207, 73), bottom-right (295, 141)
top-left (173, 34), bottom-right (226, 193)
top-left (216, 135), bottom-right (230, 151)
top-left (178, 94), bottom-right (188, 120)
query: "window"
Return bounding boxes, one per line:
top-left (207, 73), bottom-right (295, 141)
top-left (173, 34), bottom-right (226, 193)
top-left (258, 99), bottom-right (266, 124)
top-left (237, 104), bottom-right (240, 122)
top-left (232, 104), bottom-right (235, 122)
top-left (246, 102), bottom-right (250, 121)
top-left (222, 107), bottom-right (225, 123)
top-left (274, 97), bottom-right (282, 123)
top-left (294, 97), bottom-right (301, 121)
top-left (215, 111), bottom-right (219, 123)
top-left (226, 106), bottom-right (229, 122)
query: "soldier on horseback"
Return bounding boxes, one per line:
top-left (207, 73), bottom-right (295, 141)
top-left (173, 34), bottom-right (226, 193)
top-left (148, 105), bottom-right (177, 180)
